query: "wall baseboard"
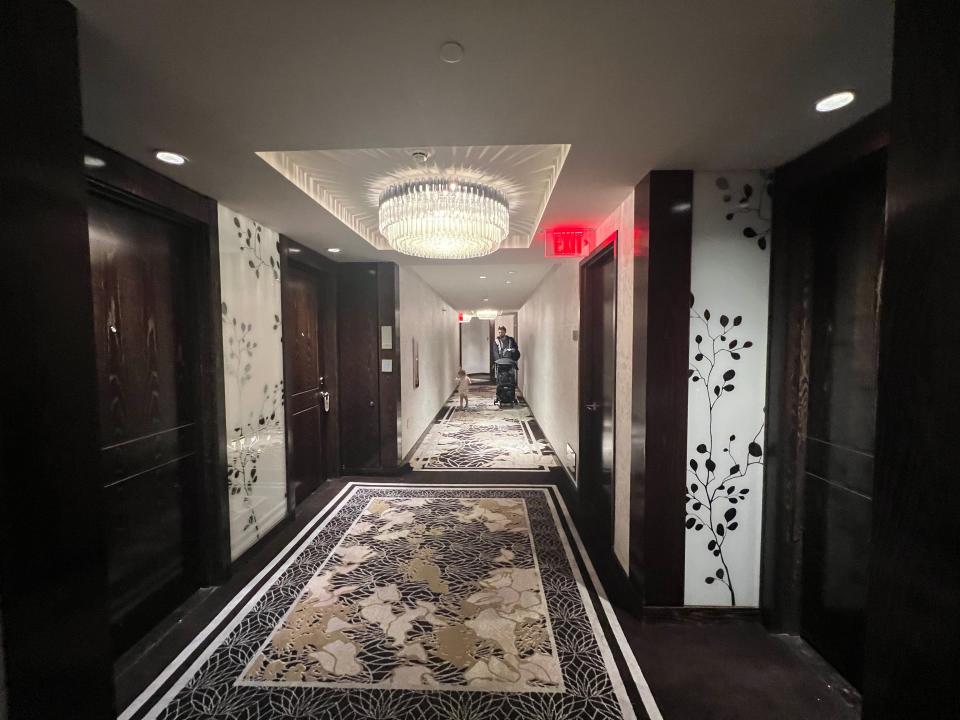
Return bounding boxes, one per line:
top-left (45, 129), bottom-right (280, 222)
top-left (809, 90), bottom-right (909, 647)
top-left (401, 393), bottom-right (453, 465)
top-left (522, 395), bottom-right (577, 488)
top-left (643, 605), bottom-right (761, 623)
top-left (340, 466), bottom-right (406, 478)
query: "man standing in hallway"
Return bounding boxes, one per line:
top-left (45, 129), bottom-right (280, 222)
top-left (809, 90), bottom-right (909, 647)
top-left (494, 325), bottom-right (520, 361)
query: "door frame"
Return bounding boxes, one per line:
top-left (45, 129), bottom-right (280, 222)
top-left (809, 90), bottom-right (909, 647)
top-left (83, 138), bottom-right (230, 587)
top-left (279, 236), bottom-right (341, 514)
top-left (577, 233), bottom-right (618, 544)
top-left (762, 107), bottom-right (889, 631)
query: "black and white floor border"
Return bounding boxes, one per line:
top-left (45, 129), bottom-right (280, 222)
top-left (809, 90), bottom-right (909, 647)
top-left (119, 482), bottom-right (663, 720)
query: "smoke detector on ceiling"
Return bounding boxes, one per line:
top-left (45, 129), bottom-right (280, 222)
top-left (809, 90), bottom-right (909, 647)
top-left (440, 41), bottom-right (464, 64)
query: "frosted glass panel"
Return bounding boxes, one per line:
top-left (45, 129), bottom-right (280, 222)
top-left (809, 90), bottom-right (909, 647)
top-left (218, 205), bottom-right (287, 560)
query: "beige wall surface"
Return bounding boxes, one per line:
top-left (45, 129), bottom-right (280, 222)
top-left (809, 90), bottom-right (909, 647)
top-left (398, 267), bottom-right (460, 460)
top-left (518, 262), bottom-right (580, 480)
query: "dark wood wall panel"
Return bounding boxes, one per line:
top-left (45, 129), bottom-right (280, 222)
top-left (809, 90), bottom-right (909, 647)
top-left (630, 170), bottom-right (694, 606)
top-left (1, 1), bottom-right (116, 715)
top-left (337, 265), bottom-right (382, 470)
top-left (85, 141), bottom-right (229, 589)
top-left (377, 263), bottom-right (401, 470)
top-left (762, 109), bottom-right (889, 634)
top-left (799, 151), bottom-right (885, 689)
top-left (88, 194), bottom-right (198, 443)
top-left (863, 0), bottom-right (960, 716)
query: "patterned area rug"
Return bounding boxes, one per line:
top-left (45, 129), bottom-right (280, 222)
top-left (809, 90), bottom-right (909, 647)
top-left (121, 483), bottom-right (661, 720)
top-left (410, 384), bottom-right (557, 471)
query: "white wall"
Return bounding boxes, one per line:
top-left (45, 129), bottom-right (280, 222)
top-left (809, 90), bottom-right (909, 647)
top-left (596, 192), bottom-right (636, 571)
top-left (460, 317), bottom-right (491, 375)
top-left (398, 267), bottom-right (459, 459)
top-left (684, 171), bottom-right (771, 606)
top-left (518, 191), bottom-right (635, 572)
top-left (518, 262), bottom-right (580, 479)
top-left (218, 205), bottom-right (287, 561)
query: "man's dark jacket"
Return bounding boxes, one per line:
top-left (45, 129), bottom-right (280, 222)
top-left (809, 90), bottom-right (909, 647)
top-left (495, 335), bottom-right (520, 361)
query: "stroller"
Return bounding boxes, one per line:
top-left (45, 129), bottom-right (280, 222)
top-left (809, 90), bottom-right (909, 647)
top-left (493, 347), bottom-right (519, 408)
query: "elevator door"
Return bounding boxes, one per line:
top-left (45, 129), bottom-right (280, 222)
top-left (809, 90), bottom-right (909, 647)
top-left (88, 192), bottom-right (201, 655)
top-left (801, 151), bottom-right (885, 688)
top-left (578, 241), bottom-right (617, 545)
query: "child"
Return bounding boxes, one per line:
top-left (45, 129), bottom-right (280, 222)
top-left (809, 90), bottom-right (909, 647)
top-left (455, 368), bottom-right (472, 409)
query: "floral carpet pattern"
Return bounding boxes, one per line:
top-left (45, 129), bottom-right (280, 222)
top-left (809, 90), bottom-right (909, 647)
top-left (126, 484), bottom-right (658, 720)
top-left (410, 384), bottom-right (558, 471)
top-left (241, 496), bottom-right (563, 693)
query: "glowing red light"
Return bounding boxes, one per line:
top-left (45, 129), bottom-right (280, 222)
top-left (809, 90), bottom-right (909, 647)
top-left (544, 227), bottom-right (595, 258)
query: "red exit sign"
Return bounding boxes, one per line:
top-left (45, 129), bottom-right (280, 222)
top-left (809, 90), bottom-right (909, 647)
top-left (545, 228), bottom-right (595, 258)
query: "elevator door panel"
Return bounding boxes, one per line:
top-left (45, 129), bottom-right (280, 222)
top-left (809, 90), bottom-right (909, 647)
top-left (801, 152), bottom-right (885, 689)
top-left (88, 193), bottom-right (200, 654)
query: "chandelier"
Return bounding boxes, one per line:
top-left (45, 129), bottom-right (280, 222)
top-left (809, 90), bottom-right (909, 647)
top-left (378, 178), bottom-right (509, 259)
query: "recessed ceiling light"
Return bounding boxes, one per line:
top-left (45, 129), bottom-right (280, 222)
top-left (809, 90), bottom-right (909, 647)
top-left (440, 41), bottom-right (464, 64)
top-left (83, 155), bottom-right (105, 169)
top-left (479, 275), bottom-right (487, 279)
top-left (289, 247), bottom-right (301, 253)
top-left (505, 280), bottom-right (512, 284)
top-left (815, 91), bottom-right (855, 113)
top-left (411, 150), bottom-right (429, 163)
top-left (483, 298), bottom-right (489, 302)
top-left (155, 150), bottom-right (188, 165)
top-left (508, 271), bottom-right (516, 275)
top-left (327, 248), bottom-right (341, 253)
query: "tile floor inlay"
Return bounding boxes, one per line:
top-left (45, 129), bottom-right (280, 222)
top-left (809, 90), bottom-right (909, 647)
top-left (410, 385), bottom-right (557, 471)
top-left (126, 484), bottom-right (659, 720)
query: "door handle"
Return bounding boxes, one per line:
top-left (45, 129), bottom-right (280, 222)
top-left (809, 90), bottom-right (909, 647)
top-left (585, 402), bottom-right (600, 411)
top-left (369, 400), bottom-right (376, 408)
top-left (319, 391), bottom-right (331, 412)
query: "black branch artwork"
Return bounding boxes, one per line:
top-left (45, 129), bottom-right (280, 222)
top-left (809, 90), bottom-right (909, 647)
top-left (716, 174), bottom-right (772, 250)
top-left (687, 295), bottom-right (765, 605)
top-left (234, 215), bottom-right (280, 281)
top-left (223, 301), bottom-right (284, 535)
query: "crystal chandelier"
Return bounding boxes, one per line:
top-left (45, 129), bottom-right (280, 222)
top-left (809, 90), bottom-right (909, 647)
top-left (378, 178), bottom-right (509, 259)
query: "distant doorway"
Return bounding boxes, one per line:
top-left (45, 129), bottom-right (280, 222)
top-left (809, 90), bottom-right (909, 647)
top-left (578, 238), bottom-right (617, 546)
top-left (460, 317), bottom-right (492, 379)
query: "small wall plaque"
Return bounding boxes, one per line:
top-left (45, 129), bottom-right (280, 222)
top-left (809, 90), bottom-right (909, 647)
top-left (380, 325), bottom-right (393, 350)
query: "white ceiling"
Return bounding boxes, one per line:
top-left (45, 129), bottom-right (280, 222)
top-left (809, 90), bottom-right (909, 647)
top-left (409, 262), bottom-right (560, 313)
top-left (258, 144), bottom-right (569, 251)
top-left (73, 0), bottom-right (894, 310)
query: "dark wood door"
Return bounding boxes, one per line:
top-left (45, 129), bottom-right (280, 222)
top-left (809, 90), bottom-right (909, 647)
top-left (88, 191), bottom-right (201, 655)
top-left (579, 242), bottom-right (617, 544)
top-left (284, 264), bottom-right (329, 504)
top-left (338, 266), bottom-right (381, 470)
top-left (801, 151), bottom-right (885, 689)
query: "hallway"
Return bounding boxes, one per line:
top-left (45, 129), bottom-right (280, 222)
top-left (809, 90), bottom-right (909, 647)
top-left (114, 407), bottom-right (854, 720)
top-left (118, 479), bottom-right (658, 720)
top-left (114, 472), bottom-right (860, 720)
top-left (410, 381), bottom-right (557, 472)
top-left (5, 1), bottom-right (960, 718)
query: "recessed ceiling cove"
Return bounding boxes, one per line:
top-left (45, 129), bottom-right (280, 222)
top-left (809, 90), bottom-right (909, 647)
top-left (256, 144), bottom-right (570, 252)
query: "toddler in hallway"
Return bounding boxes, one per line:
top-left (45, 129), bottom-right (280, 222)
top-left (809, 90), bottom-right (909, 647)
top-left (455, 368), bottom-right (472, 409)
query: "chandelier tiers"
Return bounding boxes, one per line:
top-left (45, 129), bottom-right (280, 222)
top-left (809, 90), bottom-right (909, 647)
top-left (378, 178), bottom-right (509, 259)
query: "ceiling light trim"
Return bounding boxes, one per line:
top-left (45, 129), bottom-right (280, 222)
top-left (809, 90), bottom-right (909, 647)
top-left (256, 144), bottom-right (570, 254)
